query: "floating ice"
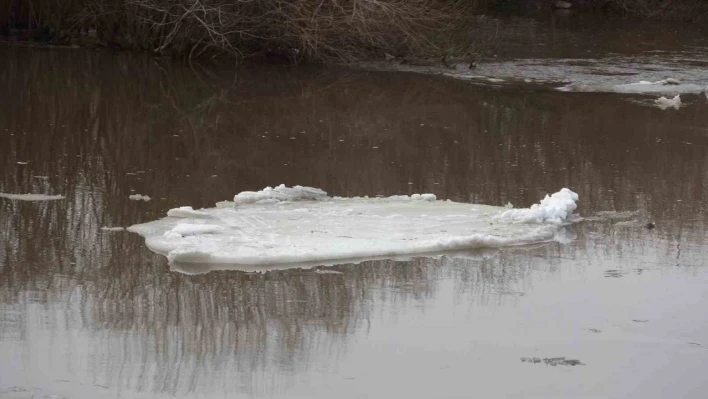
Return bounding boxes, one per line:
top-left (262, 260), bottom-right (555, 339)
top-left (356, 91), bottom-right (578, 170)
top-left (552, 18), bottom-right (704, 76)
top-left (654, 95), bottom-right (681, 110)
top-left (128, 186), bottom-right (579, 273)
top-left (129, 194), bottom-right (151, 201)
top-left (101, 226), bottom-right (125, 232)
top-left (0, 193), bottom-right (65, 201)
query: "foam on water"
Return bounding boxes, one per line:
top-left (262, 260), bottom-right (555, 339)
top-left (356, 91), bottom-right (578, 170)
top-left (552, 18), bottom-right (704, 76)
top-left (127, 186), bottom-right (579, 273)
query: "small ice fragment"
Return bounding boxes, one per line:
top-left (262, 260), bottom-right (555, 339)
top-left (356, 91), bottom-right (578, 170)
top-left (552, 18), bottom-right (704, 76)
top-left (129, 194), bottom-right (151, 201)
top-left (372, 146), bottom-right (379, 149)
top-left (33, 176), bottom-right (50, 179)
top-left (654, 95), bottom-right (681, 110)
top-left (664, 78), bottom-right (680, 85)
top-left (101, 226), bottom-right (125, 232)
top-left (505, 202), bottom-right (514, 209)
top-left (0, 193), bottom-right (65, 201)
top-left (16, 161), bottom-right (28, 165)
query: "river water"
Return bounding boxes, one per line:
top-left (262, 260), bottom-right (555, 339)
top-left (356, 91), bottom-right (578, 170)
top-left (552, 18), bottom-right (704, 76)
top-left (1, 14), bottom-right (708, 399)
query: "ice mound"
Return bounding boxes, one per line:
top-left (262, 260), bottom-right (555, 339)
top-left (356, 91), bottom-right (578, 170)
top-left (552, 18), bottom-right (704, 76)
top-left (127, 186), bottom-right (579, 273)
top-left (234, 184), bottom-right (329, 205)
top-left (494, 188), bottom-right (579, 224)
top-left (0, 193), bottom-right (65, 201)
top-left (654, 95), bottom-right (681, 110)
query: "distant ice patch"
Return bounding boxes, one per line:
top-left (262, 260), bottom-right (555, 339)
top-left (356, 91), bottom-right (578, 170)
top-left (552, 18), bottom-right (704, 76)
top-left (0, 193), bottom-right (65, 201)
top-left (129, 194), bottom-right (151, 201)
top-left (101, 226), bottom-right (125, 232)
top-left (654, 95), bottom-right (681, 110)
top-left (128, 185), bottom-right (579, 273)
top-left (559, 79), bottom-right (705, 95)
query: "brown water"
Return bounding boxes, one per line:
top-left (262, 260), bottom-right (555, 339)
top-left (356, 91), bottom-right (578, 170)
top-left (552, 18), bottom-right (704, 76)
top-left (1, 29), bottom-right (708, 399)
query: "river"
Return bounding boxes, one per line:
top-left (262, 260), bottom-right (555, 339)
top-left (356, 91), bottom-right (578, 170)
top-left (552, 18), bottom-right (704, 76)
top-left (1, 14), bottom-right (708, 399)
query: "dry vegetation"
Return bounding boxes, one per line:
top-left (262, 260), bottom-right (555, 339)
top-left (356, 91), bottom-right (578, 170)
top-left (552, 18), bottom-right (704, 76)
top-left (0, 0), bottom-right (486, 61)
top-left (2, 0), bottom-right (707, 61)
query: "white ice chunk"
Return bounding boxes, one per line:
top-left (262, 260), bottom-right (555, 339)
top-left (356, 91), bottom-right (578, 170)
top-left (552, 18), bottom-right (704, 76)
top-left (233, 184), bottom-right (329, 205)
top-left (101, 226), bottom-right (125, 231)
top-left (128, 187), bottom-right (579, 273)
top-left (0, 193), bottom-right (65, 201)
top-left (494, 188), bottom-right (579, 224)
top-left (129, 194), bottom-right (151, 201)
top-left (654, 95), bottom-right (681, 110)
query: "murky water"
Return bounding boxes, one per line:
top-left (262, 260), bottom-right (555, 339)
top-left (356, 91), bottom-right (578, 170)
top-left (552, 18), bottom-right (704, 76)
top-left (2, 16), bottom-right (708, 398)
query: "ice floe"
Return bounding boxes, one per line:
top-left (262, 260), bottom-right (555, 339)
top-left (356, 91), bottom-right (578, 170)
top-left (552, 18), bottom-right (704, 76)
top-left (128, 186), bottom-right (579, 273)
top-left (0, 193), bottom-right (65, 201)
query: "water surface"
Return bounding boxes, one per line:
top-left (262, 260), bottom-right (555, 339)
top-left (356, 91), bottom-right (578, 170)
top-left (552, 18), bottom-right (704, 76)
top-left (1, 20), bottom-right (708, 399)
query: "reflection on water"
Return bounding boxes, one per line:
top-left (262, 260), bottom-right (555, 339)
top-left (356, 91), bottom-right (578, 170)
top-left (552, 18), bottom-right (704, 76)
top-left (1, 42), bottom-right (708, 398)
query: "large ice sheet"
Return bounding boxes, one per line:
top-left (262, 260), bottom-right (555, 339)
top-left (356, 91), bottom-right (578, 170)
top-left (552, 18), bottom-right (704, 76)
top-left (128, 186), bottom-right (579, 273)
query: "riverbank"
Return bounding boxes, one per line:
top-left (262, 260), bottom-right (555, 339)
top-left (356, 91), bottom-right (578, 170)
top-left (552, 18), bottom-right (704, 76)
top-left (2, 0), bottom-right (707, 62)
